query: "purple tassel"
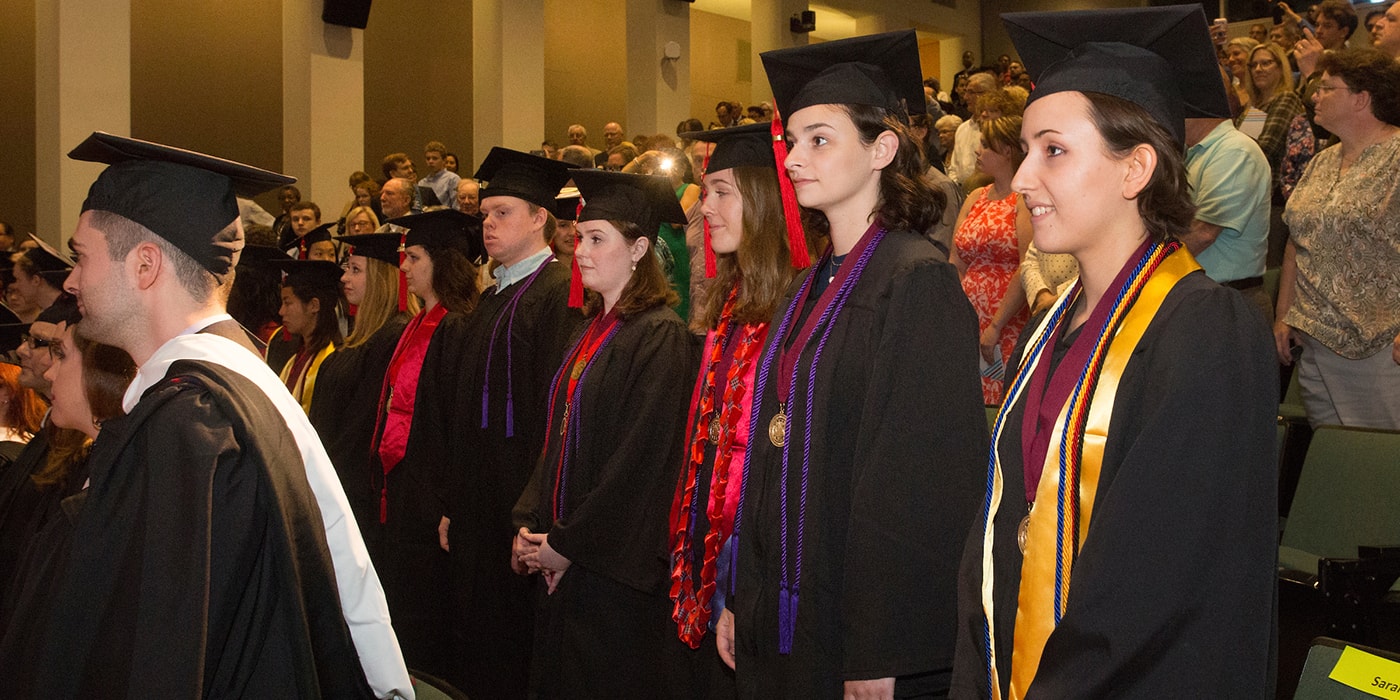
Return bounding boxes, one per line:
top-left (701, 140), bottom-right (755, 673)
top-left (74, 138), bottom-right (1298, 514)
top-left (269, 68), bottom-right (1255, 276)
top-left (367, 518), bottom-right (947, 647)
top-left (778, 585), bottom-right (798, 654)
top-left (481, 392), bottom-right (490, 429)
top-left (505, 394), bottom-right (515, 438)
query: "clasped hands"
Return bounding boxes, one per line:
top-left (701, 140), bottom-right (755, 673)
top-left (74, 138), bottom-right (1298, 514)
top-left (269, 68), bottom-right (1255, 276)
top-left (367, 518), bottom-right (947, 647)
top-left (512, 527), bottom-right (571, 594)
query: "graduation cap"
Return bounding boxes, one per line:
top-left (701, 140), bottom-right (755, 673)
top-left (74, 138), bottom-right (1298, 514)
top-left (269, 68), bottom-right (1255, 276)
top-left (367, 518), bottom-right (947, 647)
top-left (336, 232), bottom-right (403, 267)
top-left (235, 244), bottom-right (287, 268)
top-left (0, 304), bottom-right (26, 356)
top-left (474, 147), bottom-right (574, 210)
top-left (282, 222), bottom-right (336, 260)
top-left (760, 30), bottom-right (925, 123)
top-left (569, 170), bottom-right (686, 238)
top-left (386, 209), bottom-right (487, 264)
top-left (554, 187), bottom-right (581, 222)
top-left (68, 131), bottom-right (295, 281)
top-left (677, 123), bottom-right (811, 276)
top-left (680, 123), bottom-right (775, 172)
top-left (1001, 4), bottom-right (1231, 146)
top-left (262, 258), bottom-right (344, 297)
top-left (36, 293), bottom-right (82, 327)
top-left (24, 234), bottom-right (75, 278)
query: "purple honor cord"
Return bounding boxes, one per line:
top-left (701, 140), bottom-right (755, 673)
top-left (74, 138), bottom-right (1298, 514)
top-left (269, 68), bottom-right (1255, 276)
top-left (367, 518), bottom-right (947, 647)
top-left (480, 255), bottom-right (555, 437)
top-left (742, 228), bottom-right (887, 655)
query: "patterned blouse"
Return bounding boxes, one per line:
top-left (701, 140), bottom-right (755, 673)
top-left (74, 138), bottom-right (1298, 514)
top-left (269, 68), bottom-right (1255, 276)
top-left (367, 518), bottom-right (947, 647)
top-left (1282, 133), bottom-right (1400, 359)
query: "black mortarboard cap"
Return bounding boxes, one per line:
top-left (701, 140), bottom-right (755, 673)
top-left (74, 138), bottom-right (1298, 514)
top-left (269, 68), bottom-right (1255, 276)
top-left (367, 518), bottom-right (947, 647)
top-left (0, 304), bottom-right (24, 356)
top-left (761, 30), bottom-right (925, 122)
top-left (235, 244), bottom-right (287, 268)
top-left (282, 222), bottom-right (336, 260)
top-left (1002, 5), bottom-right (1231, 146)
top-left (474, 147), bottom-right (574, 210)
top-left (336, 233), bottom-right (403, 267)
top-left (263, 259), bottom-right (344, 296)
top-left (36, 293), bottom-right (82, 327)
top-left (681, 123), bottom-right (776, 173)
top-left (68, 131), bottom-right (295, 281)
top-left (554, 188), bottom-right (582, 222)
top-left (386, 209), bottom-right (487, 263)
top-left (25, 234), bottom-right (74, 277)
top-left (569, 170), bottom-right (686, 239)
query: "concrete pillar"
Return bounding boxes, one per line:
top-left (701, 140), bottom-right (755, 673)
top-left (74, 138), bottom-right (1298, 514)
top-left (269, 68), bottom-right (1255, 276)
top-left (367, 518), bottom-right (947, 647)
top-left (283, 0), bottom-right (364, 207)
top-left (473, 0), bottom-right (546, 165)
top-left (624, 0), bottom-right (691, 136)
top-left (749, 0), bottom-right (810, 110)
top-left (35, 0), bottom-right (131, 243)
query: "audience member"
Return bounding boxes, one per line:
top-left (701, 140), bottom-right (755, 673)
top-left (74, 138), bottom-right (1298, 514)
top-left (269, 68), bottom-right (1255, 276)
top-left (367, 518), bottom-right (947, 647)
top-left (1250, 22), bottom-right (1269, 44)
top-left (1371, 3), bottom-right (1400, 59)
top-left (380, 177), bottom-right (415, 221)
top-left (270, 184), bottom-right (301, 246)
top-left (1244, 41), bottom-right (1316, 265)
top-left (604, 143), bottom-right (639, 171)
top-left (420, 141), bottom-right (462, 214)
top-left (947, 71), bottom-right (997, 186)
top-left (1224, 37), bottom-right (1261, 108)
top-left (558, 144), bottom-right (595, 169)
top-left (455, 178), bottom-right (481, 215)
top-left (283, 200), bottom-right (321, 248)
top-left (444, 152), bottom-right (460, 174)
top-left (1276, 48), bottom-right (1400, 430)
top-left (951, 115), bottom-right (1032, 403)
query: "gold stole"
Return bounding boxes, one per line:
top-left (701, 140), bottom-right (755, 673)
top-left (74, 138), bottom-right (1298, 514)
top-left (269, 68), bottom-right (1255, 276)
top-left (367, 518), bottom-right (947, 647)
top-left (279, 342), bottom-right (336, 415)
top-left (979, 248), bottom-right (1200, 700)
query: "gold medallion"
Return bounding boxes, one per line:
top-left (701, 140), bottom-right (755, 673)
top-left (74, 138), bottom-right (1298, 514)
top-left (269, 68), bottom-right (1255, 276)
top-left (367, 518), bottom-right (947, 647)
top-left (768, 412), bottom-right (787, 448)
top-left (1017, 515), bottom-right (1030, 554)
top-left (708, 417), bottom-right (721, 445)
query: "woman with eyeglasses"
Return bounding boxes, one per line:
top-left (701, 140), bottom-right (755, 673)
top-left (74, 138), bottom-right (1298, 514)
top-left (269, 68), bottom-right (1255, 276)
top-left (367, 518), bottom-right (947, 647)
top-left (1244, 42), bottom-right (1316, 265)
top-left (1276, 48), bottom-right (1400, 429)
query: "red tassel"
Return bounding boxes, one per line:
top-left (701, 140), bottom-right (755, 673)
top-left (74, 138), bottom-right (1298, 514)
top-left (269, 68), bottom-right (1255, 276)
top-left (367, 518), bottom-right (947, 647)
top-left (770, 110), bottom-right (810, 269)
top-left (396, 239), bottom-right (409, 312)
top-left (569, 198), bottom-right (586, 308)
top-left (700, 147), bottom-right (717, 279)
top-left (568, 254), bottom-right (584, 308)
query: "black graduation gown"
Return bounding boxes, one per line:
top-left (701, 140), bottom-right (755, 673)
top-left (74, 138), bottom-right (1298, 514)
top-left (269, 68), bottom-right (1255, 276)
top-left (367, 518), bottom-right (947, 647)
top-left (309, 312), bottom-right (410, 528)
top-left (512, 304), bottom-right (695, 699)
top-left (443, 261), bottom-right (583, 698)
top-left (363, 310), bottom-right (472, 680)
top-left (0, 488), bottom-right (83, 696)
top-left (0, 427), bottom-right (53, 607)
top-left (733, 230), bottom-right (988, 698)
top-left (948, 271), bottom-right (1279, 698)
top-left (28, 360), bottom-right (373, 699)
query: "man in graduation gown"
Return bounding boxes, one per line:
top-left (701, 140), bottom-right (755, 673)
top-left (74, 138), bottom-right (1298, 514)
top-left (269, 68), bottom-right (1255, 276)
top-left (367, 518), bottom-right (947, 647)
top-left (441, 148), bottom-right (582, 697)
top-left (36, 132), bottom-right (414, 699)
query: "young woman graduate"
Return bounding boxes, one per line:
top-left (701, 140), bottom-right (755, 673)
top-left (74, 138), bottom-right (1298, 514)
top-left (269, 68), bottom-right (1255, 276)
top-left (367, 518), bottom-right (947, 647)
top-left (308, 232), bottom-right (417, 532)
top-left (950, 7), bottom-right (1279, 698)
top-left (265, 258), bottom-right (343, 414)
top-left (725, 30), bottom-right (988, 698)
top-left (365, 207), bottom-right (481, 680)
top-left (265, 223), bottom-right (339, 370)
top-left (511, 169), bottom-right (694, 698)
top-left (665, 122), bottom-right (809, 696)
top-left (0, 321), bottom-right (135, 696)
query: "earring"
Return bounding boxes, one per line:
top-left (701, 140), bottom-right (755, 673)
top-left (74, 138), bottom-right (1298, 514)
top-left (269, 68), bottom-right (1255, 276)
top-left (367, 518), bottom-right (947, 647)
top-left (631, 262), bottom-right (637, 272)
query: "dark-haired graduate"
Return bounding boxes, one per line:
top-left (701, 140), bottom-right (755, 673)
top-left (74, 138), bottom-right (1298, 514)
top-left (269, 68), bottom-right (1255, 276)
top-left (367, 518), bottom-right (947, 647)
top-left (726, 30), bottom-right (987, 698)
top-left (511, 170), bottom-right (694, 698)
top-left (665, 122), bottom-right (809, 698)
top-left (309, 232), bottom-right (417, 529)
top-left (265, 259), bottom-right (343, 414)
top-left (441, 148), bottom-right (581, 698)
top-left (950, 7), bottom-right (1277, 699)
top-left (365, 207), bottom-right (481, 679)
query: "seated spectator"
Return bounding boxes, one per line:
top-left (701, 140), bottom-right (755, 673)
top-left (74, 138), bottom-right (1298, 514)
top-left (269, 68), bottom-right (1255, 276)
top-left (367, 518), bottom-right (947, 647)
top-left (283, 200), bottom-right (321, 249)
top-left (444, 152), bottom-right (460, 174)
top-left (559, 145), bottom-right (595, 169)
top-left (936, 114), bottom-right (963, 174)
top-left (604, 143), bottom-right (639, 171)
top-left (455, 178), bottom-right (480, 215)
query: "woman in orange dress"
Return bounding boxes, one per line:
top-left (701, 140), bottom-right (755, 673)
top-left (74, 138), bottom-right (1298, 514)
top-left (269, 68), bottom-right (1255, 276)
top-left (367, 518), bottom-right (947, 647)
top-left (952, 115), bottom-right (1032, 403)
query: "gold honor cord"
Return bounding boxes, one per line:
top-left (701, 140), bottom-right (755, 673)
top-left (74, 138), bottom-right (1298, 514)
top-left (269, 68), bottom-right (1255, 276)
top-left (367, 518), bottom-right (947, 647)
top-left (981, 246), bottom-right (1200, 699)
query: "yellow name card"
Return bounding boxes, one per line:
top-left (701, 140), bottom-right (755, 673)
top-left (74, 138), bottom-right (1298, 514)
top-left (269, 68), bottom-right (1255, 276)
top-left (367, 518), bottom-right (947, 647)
top-left (1329, 645), bottom-right (1400, 699)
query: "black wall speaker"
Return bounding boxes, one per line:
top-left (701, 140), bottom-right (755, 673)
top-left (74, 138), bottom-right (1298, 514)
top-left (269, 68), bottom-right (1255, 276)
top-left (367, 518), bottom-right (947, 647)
top-left (323, 0), bottom-right (372, 29)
